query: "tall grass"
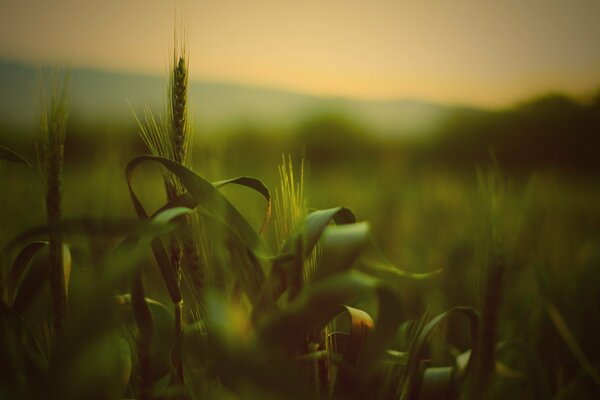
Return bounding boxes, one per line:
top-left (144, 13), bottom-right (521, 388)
top-left (274, 154), bottom-right (316, 290)
top-left (39, 73), bottom-right (70, 354)
top-left (1, 25), bottom-right (598, 400)
top-left (136, 33), bottom-right (213, 386)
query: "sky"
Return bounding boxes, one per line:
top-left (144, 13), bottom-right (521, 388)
top-left (1, 0), bottom-right (599, 106)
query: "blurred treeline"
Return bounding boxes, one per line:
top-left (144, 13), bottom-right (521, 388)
top-left (3, 89), bottom-right (599, 177)
top-left (427, 92), bottom-right (600, 171)
top-left (287, 91), bottom-right (600, 173)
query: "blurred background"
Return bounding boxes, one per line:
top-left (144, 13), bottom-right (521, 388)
top-left (1, 0), bottom-right (599, 239)
top-left (1, 2), bottom-right (600, 382)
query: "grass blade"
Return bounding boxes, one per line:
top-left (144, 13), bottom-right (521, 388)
top-left (126, 155), bottom-right (271, 258)
top-left (258, 270), bottom-right (379, 351)
top-left (11, 244), bottom-right (71, 315)
top-left (546, 302), bottom-right (600, 387)
top-left (214, 176), bottom-right (272, 234)
top-left (402, 307), bottom-right (480, 399)
top-left (312, 222), bottom-right (370, 282)
top-left (0, 144), bottom-right (31, 166)
top-left (8, 241), bottom-right (47, 300)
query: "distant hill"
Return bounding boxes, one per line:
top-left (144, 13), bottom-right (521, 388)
top-left (0, 59), bottom-right (453, 136)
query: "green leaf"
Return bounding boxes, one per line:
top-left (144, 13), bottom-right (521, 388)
top-left (361, 260), bottom-right (442, 281)
top-left (150, 206), bottom-right (192, 225)
top-left (114, 207), bottom-right (192, 304)
top-left (360, 238), bottom-right (442, 284)
top-left (0, 303), bottom-right (48, 398)
top-left (213, 176), bottom-right (272, 233)
top-left (254, 209), bottom-right (359, 314)
top-left (114, 294), bottom-right (175, 362)
top-left (0, 302), bottom-right (46, 358)
top-left (144, 207), bottom-right (192, 304)
top-left (126, 155), bottom-right (271, 258)
top-left (152, 175), bottom-right (272, 233)
top-left (402, 307), bottom-right (480, 399)
top-left (131, 268), bottom-right (153, 341)
top-left (258, 270), bottom-right (379, 352)
top-left (357, 285), bottom-right (404, 380)
top-left (333, 305), bottom-right (374, 394)
top-left (0, 144), bottom-right (31, 166)
top-left (100, 211), bottom-right (192, 288)
top-left (277, 206), bottom-right (356, 257)
top-left (11, 244), bottom-right (71, 314)
top-left (418, 367), bottom-right (456, 400)
top-left (335, 306), bottom-right (375, 366)
top-left (312, 222), bottom-right (370, 282)
top-left (8, 241), bottom-right (47, 300)
top-left (6, 217), bottom-right (157, 252)
top-left (546, 302), bottom-right (600, 386)
top-left (125, 156), bottom-right (273, 303)
top-left (490, 340), bottom-right (552, 399)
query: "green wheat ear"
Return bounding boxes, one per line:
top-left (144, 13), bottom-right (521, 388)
top-left (40, 71), bottom-right (70, 353)
top-left (274, 154), bottom-right (306, 249)
top-left (274, 154), bottom-right (319, 281)
top-left (134, 30), bottom-right (208, 385)
top-left (170, 52), bottom-right (191, 167)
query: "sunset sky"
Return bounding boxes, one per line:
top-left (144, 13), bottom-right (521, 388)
top-left (1, 0), bottom-right (599, 106)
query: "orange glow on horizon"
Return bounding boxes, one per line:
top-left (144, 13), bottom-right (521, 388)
top-left (1, 0), bottom-right (599, 106)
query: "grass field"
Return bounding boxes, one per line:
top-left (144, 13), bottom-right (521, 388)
top-left (1, 56), bottom-right (599, 399)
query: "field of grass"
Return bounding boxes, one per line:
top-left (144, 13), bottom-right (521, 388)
top-left (1, 54), bottom-right (599, 399)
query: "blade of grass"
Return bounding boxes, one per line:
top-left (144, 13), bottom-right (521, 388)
top-left (312, 222), bottom-right (370, 283)
top-left (213, 176), bottom-right (272, 234)
top-left (0, 144), bottom-right (31, 166)
top-left (258, 270), bottom-right (380, 351)
top-left (126, 155), bottom-right (271, 258)
top-left (546, 302), bottom-right (600, 387)
top-left (333, 305), bottom-right (374, 395)
top-left (256, 207), bottom-right (358, 313)
top-left (11, 244), bottom-right (71, 316)
top-left (402, 307), bottom-right (480, 399)
top-left (8, 241), bottom-right (47, 300)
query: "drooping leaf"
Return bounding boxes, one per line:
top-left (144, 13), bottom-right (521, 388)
top-left (357, 285), bottom-right (404, 380)
top-left (301, 207), bottom-right (356, 256)
top-left (0, 303), bottom-right (48, 398)
top-left (126, 155), bottom-right (271, 258)
top-left (360, 238), bottom-right (442, 284)
top-left (402, 307), bottom-right (480, 400)
top-left (213, 176), bottom-right (272, 234)
top-left (546, 302), bottom-right (600, 386)
top-left (312, 222), bottom-right (371, 282)
top-left (277, 206), bottom-right (357, 258)
top-left (329, 307), bottom-right (375, 366)
top-left (11, 244), bottom-right (71, 314)
top-left (258, 270), bottom-right (380, 352)
top-left (152, 175), bottom-right (272, 234)
top-left (114, 294), bottom-right (175, 364)
top-left (6, 217), bottom-right (156, 252)
top-left (8, 241), bottom-right (47, 300)
top-left (114, 207), bottom-right (192, 304)
top-left (418, 367), bottom-right (457, 400)
top-left (333, 305), bottom-right (375, 394)
top-left (0, 144), bottom-right (31, 166)
top-left (361, 260), bottom-right (442, 281)
top-left (254, 209), bottom-right (359, 314)
top-left (490, 340), bottom-right (552, 399)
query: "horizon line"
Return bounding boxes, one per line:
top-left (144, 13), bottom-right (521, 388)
top-left (1, 56), bottom-right (598, 111)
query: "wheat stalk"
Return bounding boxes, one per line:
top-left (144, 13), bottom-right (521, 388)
top-left (135, 33), bottom-right (206, 385)
top-left (40, 72), bottom-right (70, 354)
